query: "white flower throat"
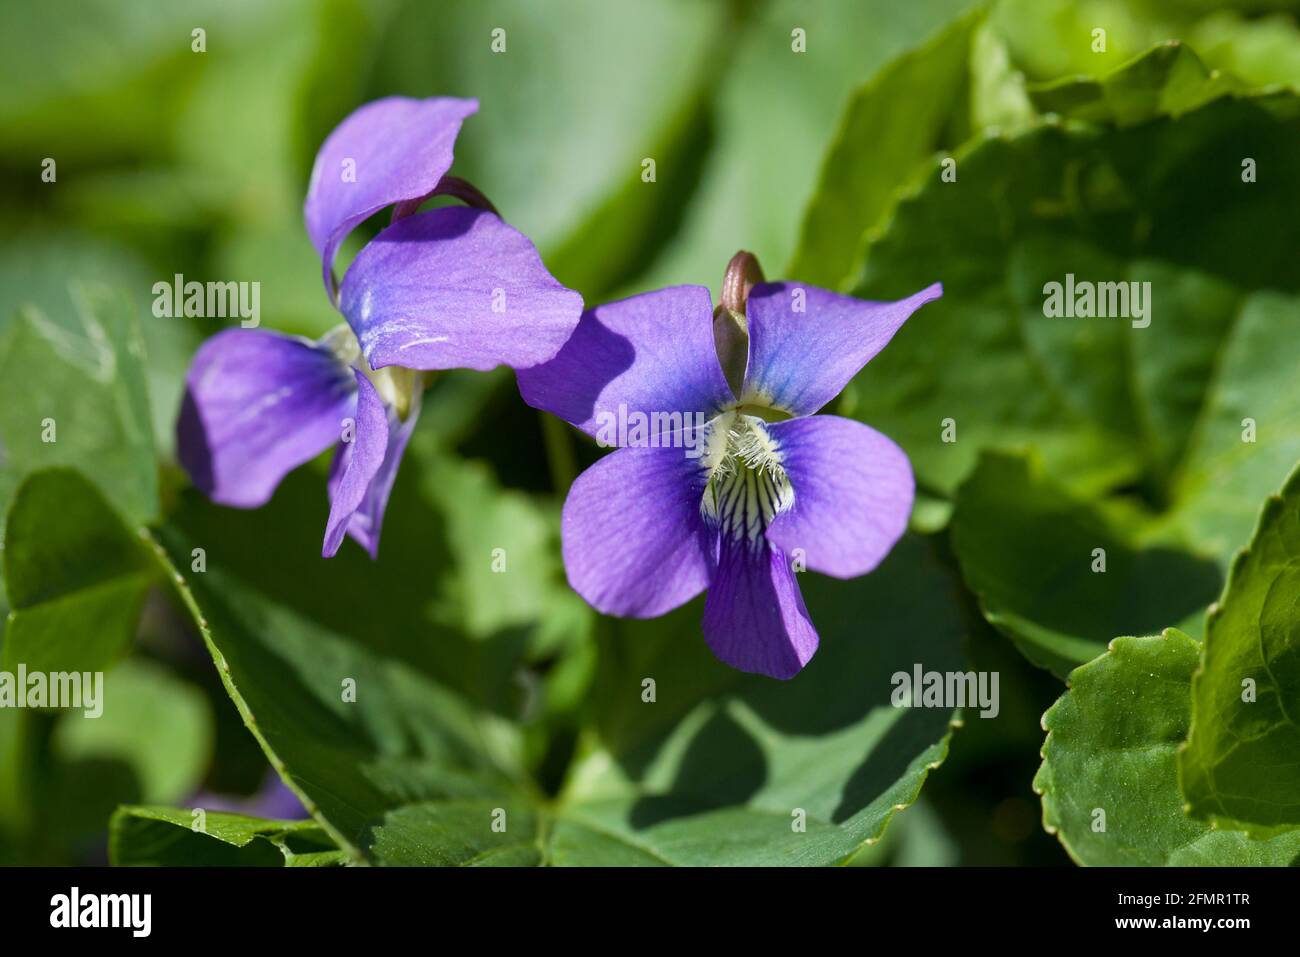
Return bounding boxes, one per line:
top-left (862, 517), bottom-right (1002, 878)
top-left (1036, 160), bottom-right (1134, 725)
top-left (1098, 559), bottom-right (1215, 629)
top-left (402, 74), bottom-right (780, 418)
top-left (323, 324), bottom-right (420, 421)
top-left (701, 410), bottom-right (794, 544)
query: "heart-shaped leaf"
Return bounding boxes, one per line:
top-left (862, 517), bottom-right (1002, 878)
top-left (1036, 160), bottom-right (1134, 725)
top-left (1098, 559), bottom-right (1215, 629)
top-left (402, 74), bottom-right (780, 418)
top-left (1181, 461), bottom-right (1300, 834)
top-left (832, 50), bottom-right (1300, 536)
top-left (1036, 630), bottom-right (1300, 865)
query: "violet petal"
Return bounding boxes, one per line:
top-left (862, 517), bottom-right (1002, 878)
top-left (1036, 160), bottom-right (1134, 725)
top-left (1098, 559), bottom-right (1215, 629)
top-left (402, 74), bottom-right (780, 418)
top-left (177, 329), bottom-right (355, 508)
top-left (765, 415), bottom-right (913, 578)
top-left (741, 282), bottom-right (942, 416)
top-left (322, 372), bottom-right (390, 557)
top-left (517, 285), bottom-right (733, 442)
top-left (701, 538), bottom-right (818, 680)
top-left (304, 95), bottom-right (478, 293)
top-left (338, 206), bottom-right (583, 372)
top-left (325, 383), bottom-right (421, 559)
top-left (561, 444), bottom-right (717, 617)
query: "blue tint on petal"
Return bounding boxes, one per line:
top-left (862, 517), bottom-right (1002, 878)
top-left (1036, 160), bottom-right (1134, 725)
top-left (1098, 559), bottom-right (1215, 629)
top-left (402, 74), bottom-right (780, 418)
top-left (741, 281), bottom-right (942, 416)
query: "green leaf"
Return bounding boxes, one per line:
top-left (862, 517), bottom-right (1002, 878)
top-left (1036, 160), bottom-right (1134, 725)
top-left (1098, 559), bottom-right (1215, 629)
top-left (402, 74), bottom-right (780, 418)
top-left (990, 0), bottom-right (1147, 81)
top-left (0, 234), bottom-right (197, 449)
top-left (0, 285), bottom-right (158, 530)
top-left (156, 532), bottom-right (542, 865)
top-left (840, 135), bottom-right (1144, 499)
top-left (552, 535), bottom-right (967, 865)
top-left (110, 806), bottom-right (345, 867)
top-left (1028, 41), bottom-right (1239, 126)
top-left (968, 16), bottom-right (1037, 134)
top-left (842, 70), bottom-right (1300, 520)
top-left (951, 451), bottom-right (1221, 677)
top-left (636, 0), bottom-right (980, 293)
top-left (1168, 289), bottom-right (1300, 562)
top-left (367, 801), bottom-right (543, 866)
top-left (0, 470), bottom-right (215, 859)
top-left (4, 464), bottom-right (553, 866)
top-left (1036, 629), bottom-right (1300, 865)
top-left (990, 0), bottom-right (1300, 87)
top-left (1180, 462), bottom-right (1300, 833)
top-left (2, 468), bottom-right (158, 674)
top-left (419, 453), bottom-right (590, 646)
top-left (153, 433), bottom-right (595, 864)
top-left (788, 8), bottom-right (983, 288)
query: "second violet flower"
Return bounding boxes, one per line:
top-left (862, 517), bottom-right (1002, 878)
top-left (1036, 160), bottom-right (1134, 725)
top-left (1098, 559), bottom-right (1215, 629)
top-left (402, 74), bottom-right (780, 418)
top-left (177, 97), bottom-right (582, 558)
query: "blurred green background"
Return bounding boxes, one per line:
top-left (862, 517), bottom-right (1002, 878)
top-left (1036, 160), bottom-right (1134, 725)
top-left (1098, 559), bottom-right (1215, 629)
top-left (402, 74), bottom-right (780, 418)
top-left (3, 0), bottom-right (1300, 866)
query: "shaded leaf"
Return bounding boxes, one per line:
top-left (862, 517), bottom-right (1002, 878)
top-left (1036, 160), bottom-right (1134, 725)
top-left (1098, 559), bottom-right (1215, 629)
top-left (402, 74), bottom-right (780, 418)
top-left (2, 468), bottom-right (157, 673)
top-left (951, 451), bottom-right (1221, 676)
top-left (156, 539), bottom-right (538, 864)
top-left (842, 68), bottom-right (1300, 522)
top-left (554, 535), bottom-right (968, 865)
top-left (167, 429), bottom-right (589, 718)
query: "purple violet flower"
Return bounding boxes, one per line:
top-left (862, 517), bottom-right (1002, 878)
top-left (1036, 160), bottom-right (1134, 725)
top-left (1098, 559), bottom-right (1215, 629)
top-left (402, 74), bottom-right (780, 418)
top-left (177, 96), bottom-right (583, 557)
top-left (518, 253), bottom-right (941, 679)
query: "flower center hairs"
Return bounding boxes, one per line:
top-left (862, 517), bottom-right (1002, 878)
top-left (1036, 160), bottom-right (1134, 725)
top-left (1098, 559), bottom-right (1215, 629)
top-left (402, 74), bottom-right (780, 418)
top-left (701, 410), bottom-right (795, 545)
